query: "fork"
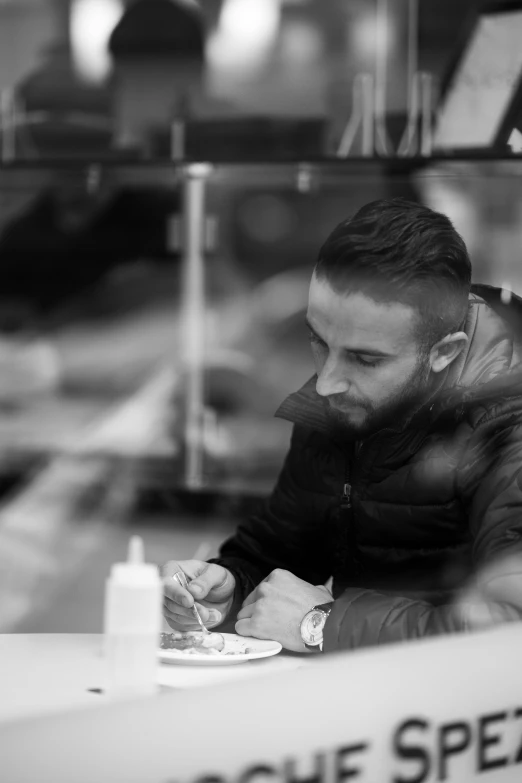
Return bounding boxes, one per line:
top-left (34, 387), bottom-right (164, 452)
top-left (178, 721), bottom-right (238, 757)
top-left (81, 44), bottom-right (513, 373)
top-left (173, 571), bottom-right (211, 635)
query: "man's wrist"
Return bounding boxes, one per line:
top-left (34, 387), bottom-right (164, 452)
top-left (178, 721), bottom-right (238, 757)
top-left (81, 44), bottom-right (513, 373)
top-left (300, 601), bottom-right (333, 652)
top-left (315, 584), bottom-right (333, 601)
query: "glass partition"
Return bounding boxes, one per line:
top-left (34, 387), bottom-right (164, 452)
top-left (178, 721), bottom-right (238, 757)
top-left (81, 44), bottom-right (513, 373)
top-left (0, 158), bottom-right (521, 504)
top-left (200, 159), bottom-right (522, 494)
top-left (1, 157), bottom-right (522, 632)
top-left (0, 163), bottom-right (183, 499)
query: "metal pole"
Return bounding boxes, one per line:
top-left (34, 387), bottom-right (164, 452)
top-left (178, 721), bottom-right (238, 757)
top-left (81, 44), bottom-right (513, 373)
top-left (360, 73), bottom-right (375, 156)
top-left (397, 71), bottom-right (420, 157)
top-left (406, 0), bottom-right (419, 121)
top-left (170, 120), bottom-right (186, 161)
top-left (420, 72), bottom-right (434, 157)
top-left (1, 88), bottom-right (15, 163)
top-left (337, 73), bottom-right (375, 158)
top-left (397, 0), bottom-right (421, 157)
top-left (181, 163), bottom-right (212, 490)
top-left (374, 0), bottom-right (393, 156)
top-left (336, 74), bottom-right (364, 158)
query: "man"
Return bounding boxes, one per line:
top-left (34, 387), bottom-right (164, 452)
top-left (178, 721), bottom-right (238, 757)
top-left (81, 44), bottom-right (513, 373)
top-left (162, 198), bottom-right (522, 653)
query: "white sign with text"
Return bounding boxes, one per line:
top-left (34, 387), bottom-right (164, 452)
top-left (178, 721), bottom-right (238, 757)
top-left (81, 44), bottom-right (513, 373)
top-left (1, 624), bottom-right (522, 783)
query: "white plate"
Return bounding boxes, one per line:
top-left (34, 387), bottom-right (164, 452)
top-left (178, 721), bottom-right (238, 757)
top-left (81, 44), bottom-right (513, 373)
top-left (158, 633), bottom-right (282, 666)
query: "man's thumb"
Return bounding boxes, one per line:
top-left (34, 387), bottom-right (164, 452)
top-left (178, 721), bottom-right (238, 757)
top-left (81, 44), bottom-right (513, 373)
top-left (189, 564), bottom-right (232, 599)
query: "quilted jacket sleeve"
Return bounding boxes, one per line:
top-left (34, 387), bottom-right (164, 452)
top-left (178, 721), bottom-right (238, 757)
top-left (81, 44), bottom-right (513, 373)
top-left (209, 425), bottom-right (332, 620)
top-left (323, 408), bottom-right (522, 652)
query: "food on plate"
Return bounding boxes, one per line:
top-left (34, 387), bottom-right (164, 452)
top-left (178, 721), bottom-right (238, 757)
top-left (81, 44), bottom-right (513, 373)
top-left (160, 631), bottom-right (226, 655)
top-left (158, 633), bottom-right (282, 662)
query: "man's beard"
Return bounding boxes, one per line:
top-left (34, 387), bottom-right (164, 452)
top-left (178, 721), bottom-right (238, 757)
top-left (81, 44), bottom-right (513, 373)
top-left (323, 355), bottom-right (432, 439)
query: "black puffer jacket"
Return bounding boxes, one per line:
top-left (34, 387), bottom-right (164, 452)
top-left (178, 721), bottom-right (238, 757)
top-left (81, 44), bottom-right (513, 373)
top-left (213, 285), bottom-right (522, 651)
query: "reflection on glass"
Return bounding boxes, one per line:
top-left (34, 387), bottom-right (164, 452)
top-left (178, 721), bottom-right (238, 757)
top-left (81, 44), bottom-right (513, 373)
top-left (1, 161), bottom-right (522, 633)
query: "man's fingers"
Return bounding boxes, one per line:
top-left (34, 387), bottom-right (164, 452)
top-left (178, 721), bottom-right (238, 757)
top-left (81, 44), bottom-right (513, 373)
top-left (163, 596), bottom-right (196, 619)
top-left (160, 561), bottom-right (234, 606)
top-left (163, 598), bottom-right (222, 626)
top-left (241, 587), bottom-right (259, 609)
top-left (163, 607), bottom-right (200, 632)
top-left (162, 601), bottom-right (194, 622)
top-left (163, 578), bottom-right (194, 607)
top-left (164, 610), bottom-right (222, 631)
top-left (235, 618), bottom-right (260, 638)
top-left (163, 613), bottom-right (196, 629)
top-left (188, 564), bottom-right (233, 601)
top-left (236, 602), bottom-right (255, 621)
top-left (163, 601), bottom-right (223, 629)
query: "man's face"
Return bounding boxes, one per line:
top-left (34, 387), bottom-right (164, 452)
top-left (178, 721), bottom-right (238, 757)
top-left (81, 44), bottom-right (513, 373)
top-left (306, 275), bottom-right (432, 437)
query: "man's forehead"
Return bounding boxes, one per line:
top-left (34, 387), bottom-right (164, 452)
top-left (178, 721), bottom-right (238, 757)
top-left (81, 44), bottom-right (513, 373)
top-left (307, 276), bottom-right (417, 351)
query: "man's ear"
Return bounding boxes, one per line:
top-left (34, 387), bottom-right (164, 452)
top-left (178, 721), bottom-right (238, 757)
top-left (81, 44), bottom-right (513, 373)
top-left (429, 332), bottom-right (468, 374)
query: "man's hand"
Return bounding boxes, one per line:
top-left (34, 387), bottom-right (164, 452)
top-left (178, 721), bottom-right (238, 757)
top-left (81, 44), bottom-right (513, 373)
top-left (161, 560), bottom-right (236, 632)
top-left (235, 569), bottom-right (332, 652)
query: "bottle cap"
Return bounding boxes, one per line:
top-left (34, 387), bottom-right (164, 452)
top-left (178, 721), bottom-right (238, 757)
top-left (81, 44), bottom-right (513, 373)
top-left (110, 535), bottom-right (160, 585)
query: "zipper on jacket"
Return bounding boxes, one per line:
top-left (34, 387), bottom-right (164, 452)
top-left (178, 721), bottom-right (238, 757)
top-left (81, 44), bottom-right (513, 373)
top-left (341, 481), bottom-right (352, 509)
top-left (340, 449), bottom-right (363, 577)
top-left (341, 446), bottom-right (357, 509)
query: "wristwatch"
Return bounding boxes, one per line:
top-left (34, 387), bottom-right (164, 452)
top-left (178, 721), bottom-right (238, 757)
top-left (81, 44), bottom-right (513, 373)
top-left (300, 602), bottom-right (333, 652)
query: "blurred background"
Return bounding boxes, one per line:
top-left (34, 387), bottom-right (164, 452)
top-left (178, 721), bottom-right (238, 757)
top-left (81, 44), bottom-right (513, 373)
top-left (1, 0), bottom-right (522, 634)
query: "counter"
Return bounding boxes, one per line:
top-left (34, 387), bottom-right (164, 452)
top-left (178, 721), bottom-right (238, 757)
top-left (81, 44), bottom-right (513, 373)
top-left (0, 633), bottom-right (310, 723)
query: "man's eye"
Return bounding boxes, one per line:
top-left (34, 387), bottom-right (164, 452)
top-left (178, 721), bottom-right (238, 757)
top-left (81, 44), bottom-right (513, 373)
top-left (354, 355), bottom-right (381, 368)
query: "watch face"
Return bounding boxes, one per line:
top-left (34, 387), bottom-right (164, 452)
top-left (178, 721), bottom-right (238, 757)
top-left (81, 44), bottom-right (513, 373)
top-left (301, 610), bottom-right (326, 646)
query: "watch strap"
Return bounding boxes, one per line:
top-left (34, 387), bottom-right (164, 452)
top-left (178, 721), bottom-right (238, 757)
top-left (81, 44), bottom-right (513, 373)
top-left (314, 602), bottom-right (334, 614)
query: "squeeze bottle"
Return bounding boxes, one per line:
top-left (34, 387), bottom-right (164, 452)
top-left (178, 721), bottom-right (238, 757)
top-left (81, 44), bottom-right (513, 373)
top-left (104, 535), bottom-right (162, 697)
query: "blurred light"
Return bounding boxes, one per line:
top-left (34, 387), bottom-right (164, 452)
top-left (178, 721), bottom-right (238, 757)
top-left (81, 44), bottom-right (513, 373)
top-left (238, 195), bottom-right (297, 244)
top-left (296, 163), bottom-right (315, 193)
top-left (86, 165), bottom-right (104, 197)
top-left (508, 128), bottom-right (522, 153)
top-left (421, 181), bottom-right (480, 257)
top-left (208, 0), bottom-right (281, 73)
top-left (280, 19), bottom-right (323, 65)
top-left (220, 0), bottom-right (280, 42)
top-left (352, 12), bottom-right (394, 59)
top-left (70, 0), bottom-right (124, 83)
top-left (501, 281), bottom-right (512, 305)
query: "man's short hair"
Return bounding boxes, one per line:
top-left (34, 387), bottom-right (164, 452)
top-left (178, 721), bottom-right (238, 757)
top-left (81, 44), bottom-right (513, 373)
top-left (314, 198), bottom-right (472, 352)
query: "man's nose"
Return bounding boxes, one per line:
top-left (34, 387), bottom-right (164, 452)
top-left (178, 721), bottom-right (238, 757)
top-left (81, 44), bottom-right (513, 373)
top-left (316, 356), bottom-right (349, 397)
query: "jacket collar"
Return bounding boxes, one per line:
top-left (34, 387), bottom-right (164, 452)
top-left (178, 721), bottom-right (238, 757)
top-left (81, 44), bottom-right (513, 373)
top-left (275, 375), bottom-right (331, 435)
top-left (275, 286), bottom-right (522, 436)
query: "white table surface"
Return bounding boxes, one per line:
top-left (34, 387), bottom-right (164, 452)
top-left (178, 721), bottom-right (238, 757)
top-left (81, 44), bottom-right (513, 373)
top-left (0, 634), bottom-right (311, 724)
